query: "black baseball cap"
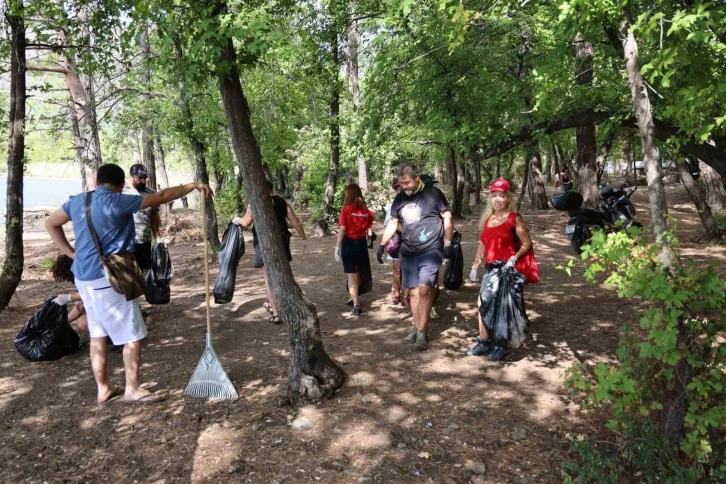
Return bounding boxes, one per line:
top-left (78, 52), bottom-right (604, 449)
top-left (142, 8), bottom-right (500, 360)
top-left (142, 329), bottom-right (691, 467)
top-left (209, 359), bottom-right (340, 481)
top-left (130, 164), bottom-right (148, 177)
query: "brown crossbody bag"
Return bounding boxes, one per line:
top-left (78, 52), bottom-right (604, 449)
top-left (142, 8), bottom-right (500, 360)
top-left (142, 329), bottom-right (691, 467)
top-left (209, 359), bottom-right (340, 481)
top-left (85, 191), bottom-right (146, 301)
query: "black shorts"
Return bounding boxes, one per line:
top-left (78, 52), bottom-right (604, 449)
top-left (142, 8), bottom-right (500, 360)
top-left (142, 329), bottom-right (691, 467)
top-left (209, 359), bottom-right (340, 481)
top-left (134, 242), bottom-right (152, 271)
top-left (254, 233), bottom-right (292, 268)
top-left (400, 249), bottom-right (442, 289)
top-left (341, 237), bottom-right (368, 274)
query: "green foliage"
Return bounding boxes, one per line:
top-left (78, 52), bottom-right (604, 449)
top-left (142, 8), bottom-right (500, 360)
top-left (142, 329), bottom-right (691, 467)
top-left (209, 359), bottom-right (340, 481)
top-left (562, 227), bottom-right (726, 478)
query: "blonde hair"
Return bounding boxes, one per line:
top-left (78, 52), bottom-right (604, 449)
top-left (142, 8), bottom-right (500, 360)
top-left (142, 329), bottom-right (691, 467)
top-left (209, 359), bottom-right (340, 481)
top-left (478, 191), bottom-right (516, 231)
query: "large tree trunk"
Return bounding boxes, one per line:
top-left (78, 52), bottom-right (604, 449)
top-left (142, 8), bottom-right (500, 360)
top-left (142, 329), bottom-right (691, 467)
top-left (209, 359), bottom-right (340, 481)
top-left (621, 18), bottom-right (676, 270)
top-left (0, 2), bottom-right (26, 309)
top-left (516, 154), bottom-right (530, 213)
top-left (434, 162), bottom-right (443, 183)
top-left (699, 161), bottom-right (724, 212)
top-left (527, 144), bottom-right (549, 210)
top-left (456, 159), bottom-right (466, 214)
top-left (622, 131), bottom-right (634, 174)
top-left (155, 135), bottom-right (171, 217)
top-left (677, 163), bottom-right (721, 240)
top-left (543, 149), bottom-right (552, 183)
top-left (575, 35), bottom-right (599, 208)
top-left (69, 101), bottom-right (93, 191)
top-left (472, 148), bottom-right (482, 204)
top-left (140, 25), bottom-right (157, 190)
top-left (448, 147), bottom-right (462, 218)
top-left (348, 0), bottom-right (367, 191)
top-left (214, 27), bottom-right (345, 400)
top-left (621, 16), bottom-right (684, 445)
top-left (173, 37), bottom-right (220, 248)
top-left (318, 33), bottom-right (340, 233)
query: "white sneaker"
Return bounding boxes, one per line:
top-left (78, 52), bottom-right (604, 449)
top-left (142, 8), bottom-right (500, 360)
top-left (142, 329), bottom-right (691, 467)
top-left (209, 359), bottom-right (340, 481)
top-left (430, 307), bottom-right (439, 319)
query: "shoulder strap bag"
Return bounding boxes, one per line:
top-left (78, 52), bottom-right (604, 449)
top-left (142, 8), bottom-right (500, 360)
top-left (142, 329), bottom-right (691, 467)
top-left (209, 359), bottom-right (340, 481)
top-left (86, 192), bottom-right (147, 301)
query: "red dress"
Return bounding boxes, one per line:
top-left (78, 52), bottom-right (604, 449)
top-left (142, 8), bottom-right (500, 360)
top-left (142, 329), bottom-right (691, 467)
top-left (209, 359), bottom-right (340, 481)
top-left (480, 212), bottom-right (538, 283)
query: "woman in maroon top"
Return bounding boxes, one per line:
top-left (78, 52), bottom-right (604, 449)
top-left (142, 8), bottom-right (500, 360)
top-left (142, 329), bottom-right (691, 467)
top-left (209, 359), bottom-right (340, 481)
top-left (335, 184), bottom-right (374, 316)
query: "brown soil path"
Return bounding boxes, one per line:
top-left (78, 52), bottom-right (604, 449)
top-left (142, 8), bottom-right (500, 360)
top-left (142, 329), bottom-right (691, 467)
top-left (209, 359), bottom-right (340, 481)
top-left (0, 184), bottom-right (723, 483)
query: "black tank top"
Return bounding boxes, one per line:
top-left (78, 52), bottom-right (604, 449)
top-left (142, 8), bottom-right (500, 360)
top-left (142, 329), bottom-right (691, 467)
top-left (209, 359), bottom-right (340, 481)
top-left (252, 195), bottom-right (289, 246)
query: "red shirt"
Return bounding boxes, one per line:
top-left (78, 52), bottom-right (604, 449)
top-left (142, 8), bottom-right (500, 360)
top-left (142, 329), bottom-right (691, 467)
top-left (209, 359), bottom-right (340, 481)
top-left (480, 212), bottom-right (519, 263)
top-left (339, 204), bottom-right (374, 239)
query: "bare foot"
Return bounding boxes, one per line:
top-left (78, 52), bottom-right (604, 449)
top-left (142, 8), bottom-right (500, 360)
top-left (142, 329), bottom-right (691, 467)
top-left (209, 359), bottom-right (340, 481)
top-left (97, 386), bottom-right (123, 405)
top-left (124, 388), bottom-right (165, 404)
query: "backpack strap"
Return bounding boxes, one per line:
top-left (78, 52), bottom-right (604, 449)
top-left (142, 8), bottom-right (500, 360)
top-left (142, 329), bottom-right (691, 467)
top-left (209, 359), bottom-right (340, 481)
top-left (85, 191), bottom-right (104, 257)
top-left (508, 212), bottom-right (522, 250)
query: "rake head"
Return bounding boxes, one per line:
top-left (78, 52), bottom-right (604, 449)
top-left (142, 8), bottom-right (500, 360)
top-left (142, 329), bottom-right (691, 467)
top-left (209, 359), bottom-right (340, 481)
top-left (184, 334), bottom-right (238, 401)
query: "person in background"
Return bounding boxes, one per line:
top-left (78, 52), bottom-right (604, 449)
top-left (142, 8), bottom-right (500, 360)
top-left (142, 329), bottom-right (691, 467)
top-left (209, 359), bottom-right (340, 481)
top-left (233, 178), bottom-right (308, 324)
top-left (335, 184), bottom-right (374, 316)
top-left (124, 164), bottom-right (160, 278)
top-left (45, 163), bottom-right (211, 405)
top-left (377, 163), bottom-right (454, 351)
top-left (50, 254), bottom-right (123, 352)
top-left (560, 167), bottom-right (573, 192)
top-left (467, 178), bottom-right (533, 361)
top-left (384, 179), bottom-right (403, 305)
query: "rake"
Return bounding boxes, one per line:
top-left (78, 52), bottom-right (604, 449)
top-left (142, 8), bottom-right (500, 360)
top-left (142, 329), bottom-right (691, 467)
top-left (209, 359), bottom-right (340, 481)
top-left (184, 196), bottom-right (238, 401)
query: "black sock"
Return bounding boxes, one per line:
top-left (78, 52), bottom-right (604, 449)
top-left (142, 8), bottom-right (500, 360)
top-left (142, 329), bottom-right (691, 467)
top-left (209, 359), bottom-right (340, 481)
top-left (478, 336), bottom-right (490, 345)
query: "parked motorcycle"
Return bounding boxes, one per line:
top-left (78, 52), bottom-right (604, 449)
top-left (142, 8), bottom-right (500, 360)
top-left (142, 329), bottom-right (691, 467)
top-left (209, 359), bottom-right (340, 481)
top-left (552, 183), bottom-right (641, 254)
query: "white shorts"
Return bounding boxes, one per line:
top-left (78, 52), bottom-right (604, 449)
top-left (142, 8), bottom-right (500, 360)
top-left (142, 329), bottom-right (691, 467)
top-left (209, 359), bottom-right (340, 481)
top-left (75, 277), bottom-right (148, 345)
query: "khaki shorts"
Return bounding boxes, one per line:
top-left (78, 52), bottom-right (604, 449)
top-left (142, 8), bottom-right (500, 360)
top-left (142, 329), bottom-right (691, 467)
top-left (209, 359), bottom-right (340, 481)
top-left (75, 277), bottom-right (147, 345)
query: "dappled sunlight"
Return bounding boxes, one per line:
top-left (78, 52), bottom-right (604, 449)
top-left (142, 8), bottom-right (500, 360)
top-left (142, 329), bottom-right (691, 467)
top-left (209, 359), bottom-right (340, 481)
top-left (190, 423), bottom-right (244, 482)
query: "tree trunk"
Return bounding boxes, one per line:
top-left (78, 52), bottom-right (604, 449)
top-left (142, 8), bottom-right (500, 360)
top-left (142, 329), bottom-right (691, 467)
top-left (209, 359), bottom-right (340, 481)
top-left (543, 149), bottom-right (552, 183)
top-left (456, 159), bottom-right (466, 214)
top-left (622, 130), bottom-right (634, 175)
top-left (699, 161), bottom-right (724, 212)
top-left (596, 131), bottom-right (617, 183)
top-left (61, 42), bottom-right (102, 179)
top-left (621, 18), bottom-right (677, 271)
top-left (69, 101), bottom-right (94, 191)
top-left (235, 171), bottom-right (245, 214)
top-left (140, 26), bottom-right (157, 190)
top-left (677, 163), bottom-right (721, 240)
top-left (448, 147), bottom-right (462, 218)
top-left (214, 26), bottom-right (345, 399)
top-left (527, 144), bottom-right (549, 210)
top-left (131, 130), bottom-right (142, 165)
top-left (0, 2), bottom-right (25, 309)
top-left (516, 154), bottom-right (530, 213)
top-left (173, 36), bottom-right (220, 248)
top-left (434, 162), bottom-right (443, 183)
top-left (473, 150), bottom-right (482, 204)
top-left (155, 135), bottom-right (171, 217)
top-left (621, 15), bottom-right (684, 446)
top-left (318, 32), bottom-right (340, 233)
top-left (495, 155), bottom-right (501, 179)
top-left (348, 0), bottom-right (367, 191)
top-left (575, 34), bottom-right (599, 208)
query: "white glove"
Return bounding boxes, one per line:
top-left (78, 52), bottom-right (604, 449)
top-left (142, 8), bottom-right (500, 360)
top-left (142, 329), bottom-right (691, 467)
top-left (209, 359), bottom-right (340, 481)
top-left (232, 216), bottom-right (241, 225)
top-left (302, 240), bottom-right (309, 252)
top-left (52, 294), bottom-right (72, 306)
top-left (334, 246), bottom-right (341, 262)
top-left (469, 265), bottom-right (478, 282)
top-left (505, 256), bottom-right (517, 269)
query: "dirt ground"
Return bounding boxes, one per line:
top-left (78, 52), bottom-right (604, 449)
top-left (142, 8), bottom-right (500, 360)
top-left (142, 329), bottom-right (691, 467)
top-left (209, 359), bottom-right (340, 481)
top-left (0, 184), bottom-right (723, 484)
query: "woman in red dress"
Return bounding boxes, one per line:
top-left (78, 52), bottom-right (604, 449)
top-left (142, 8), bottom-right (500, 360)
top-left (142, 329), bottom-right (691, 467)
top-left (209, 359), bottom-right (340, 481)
top-left (467, 178), bottom-right (534, 361)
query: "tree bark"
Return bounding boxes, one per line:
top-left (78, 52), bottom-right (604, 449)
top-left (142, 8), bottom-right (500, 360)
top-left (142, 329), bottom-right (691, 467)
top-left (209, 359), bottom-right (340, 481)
top-left (543, 149), bottom-right (552, 183)
top-left (474, 151), bottom-right (482, 204)
top-left (448, 147), bottom-right (462, 218)
top-left (527, 144), bottom-right (549, 210)
top-left (214, 24), bottom-right (345, 399)
top-left (173, 37), bottom-right (220, 248)
top-left (621, 17), bottom-right (677, 271)
top-left (0, 1), bottom-right (26, 309)
top-left (155, 135), bottom-right (171, 217)
top-left (456, 159), bottom-right (466, 215)
top-left (622, 131), bottom-right (634, 175)
top-left (677, 163), bottom-right (721, 240)
top-left (235, 171), bottom-right (245, 214)
top-left (69, 101), bottom-right (94, 191)
top-left (140, 25), bottom-right (157, 190)
top-left (318, 32), bottom-right (341, 233)
top-left (699, 161), bottom-right (724, 212)
top-left (434, 162), bottom-right (443, 183)
top-left (516, 154), bottom-right (530, 213)
top-left (131, 130), bottom-right (142, 165)
top-left (596, 131), bottom-right (617, 183)
top-left (347, 0), bottom-right (367, 191)
top-left (575, 33), bottom-right (599, 208)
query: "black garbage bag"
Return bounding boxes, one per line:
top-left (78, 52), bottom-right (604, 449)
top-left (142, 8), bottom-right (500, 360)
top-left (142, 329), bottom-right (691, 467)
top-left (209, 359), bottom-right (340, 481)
top-left (145, 272), bottom-right (171, 305)
top-left (145, 243), bottom-right (173, 305)
top-left (213, 222), bottom-right (245, 304)
top-left (478, 261), bottom-right (529, 349)
top-left (444, 229), bottom-right (464, 290)
top-left (15, 298), bottom-right (80, 362)
top-left (345, 250), bottom-right (373, 296)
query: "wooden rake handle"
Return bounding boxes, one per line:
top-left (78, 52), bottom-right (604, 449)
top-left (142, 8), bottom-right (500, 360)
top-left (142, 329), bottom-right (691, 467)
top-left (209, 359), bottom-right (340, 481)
top-left (201, 195), bottom-right (212, 335)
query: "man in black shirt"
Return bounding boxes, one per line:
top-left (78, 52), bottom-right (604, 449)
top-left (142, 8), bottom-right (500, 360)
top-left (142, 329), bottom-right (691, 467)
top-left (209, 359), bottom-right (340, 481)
top-left (377, 163), bottom-right (454, 351)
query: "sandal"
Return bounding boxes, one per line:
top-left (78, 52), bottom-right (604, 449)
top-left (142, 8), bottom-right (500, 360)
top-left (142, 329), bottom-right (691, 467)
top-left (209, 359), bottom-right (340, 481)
top-left (391, 296), bottom-right (400, 305)
top-left (270, 315), bottom-right (282, 325)
top-left (263, 302), bottom-right (274, 314)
